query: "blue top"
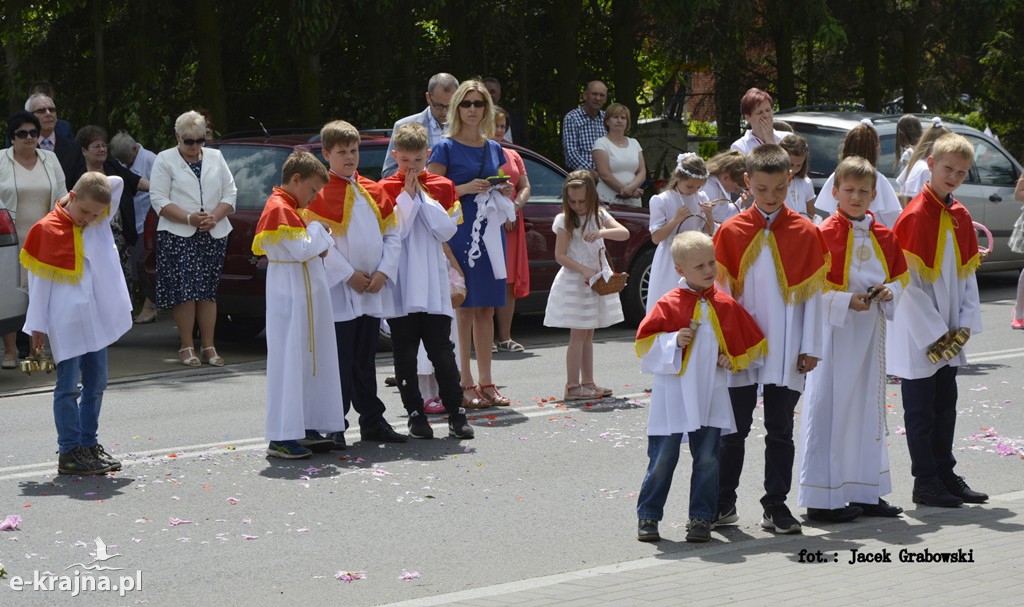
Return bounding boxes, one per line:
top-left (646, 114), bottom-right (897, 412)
top-left (430, 138), bottom-right (507, 308)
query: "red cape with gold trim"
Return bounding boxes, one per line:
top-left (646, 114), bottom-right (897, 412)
top-left (378, 171), bottom-right (460, 215)
top-left (635, 284), bottom-right (767, 375)
top-left (251, 187), bottom-right (310, 256)
top-left (892, 183), bottom-right (979, 282)
top-left (819, 211), bottom-right (909, 291)
top-left (713, 204), bottom-right (830, 304)
top-left (300, 170), bottom-right (396, 236)
top-left (19, 204), bottom-right (84, 284)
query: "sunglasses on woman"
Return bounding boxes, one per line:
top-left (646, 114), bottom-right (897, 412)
top-left (458, 100), bottom-right (487, 109)
top-left (182, 137), bottom-right (206, 146)
top-left (14, 129), bottom-right (40, 139)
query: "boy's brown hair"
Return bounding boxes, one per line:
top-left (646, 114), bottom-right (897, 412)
top-left (930, 132), bottom-right (974, 163)
top-left (745, 143), bottom-right (790, 175)
top-left (73, 172), bottom-right (112, 204)
top-left (281, 150), bottom-right (328, 184)
top-left (392, 122), bottom-right (430, 153)
top-left (834, 156), bottom-right (877, 189)
top-left (320, 120), bottom-right (359, 152)
top-left (779, 134), bottom-right (810, 178)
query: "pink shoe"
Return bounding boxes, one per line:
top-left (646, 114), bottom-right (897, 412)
top-left (1012, 311), bottom-right (1024, 330)
top-left (423, 398), bottom-right (446, 414)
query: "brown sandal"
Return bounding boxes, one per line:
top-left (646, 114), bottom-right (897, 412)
top-left (461, 384), bottom-right (490, 409)
top-left (582, 383), bottom-right (613, 398)
top-left (479, 383), bottom-right (511, 406)
top-left (564, 383), bottom-right (602, 402)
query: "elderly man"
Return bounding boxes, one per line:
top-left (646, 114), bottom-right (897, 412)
top-left (561, 80), bottom-right (608, 171)
top-left (381, 73), bottom-right (459, 178)
top-left (26, 93), bottom-right (84, 184)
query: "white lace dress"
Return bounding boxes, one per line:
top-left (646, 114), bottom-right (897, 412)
top-left (543, 210), bottom-right (624, 329)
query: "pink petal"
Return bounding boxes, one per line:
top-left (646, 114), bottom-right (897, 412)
top-left (168, 518), bottom-right (193, 526)
top-left (0, 515), bottom-right (22, 531)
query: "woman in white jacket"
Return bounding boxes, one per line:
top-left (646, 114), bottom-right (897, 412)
top-left (0, 110), bottom-right (67, 368)
top-left (150, 110), bottom-right (237, 367)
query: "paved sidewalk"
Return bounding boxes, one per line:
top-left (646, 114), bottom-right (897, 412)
top-left (383, 491), bottom-right (1024, 607)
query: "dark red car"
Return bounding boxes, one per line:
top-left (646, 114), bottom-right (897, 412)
top-left (141, 133), bottom-right (656, 339)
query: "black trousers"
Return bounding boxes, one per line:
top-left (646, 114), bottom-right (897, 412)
top-left (719, 383), bottom-right (802, 509)
top-left (334, 316), bottom-right (387, 429)
top-left (901, 365), bottom-right (959, 487)
top-left (388, 313), bottom-right (462, 415)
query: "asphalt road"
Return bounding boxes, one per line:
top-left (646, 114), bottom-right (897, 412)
top-left (0, 272), bottom-right (1021, 605)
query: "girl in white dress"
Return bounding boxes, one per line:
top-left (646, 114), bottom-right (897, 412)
top-left (544, 171), bottom-right (629, 401)
top-left (646, 153), bottom-right (712, 313)
top-left (779, 135), bottom-right (816, 219)
top-left (701, 150), bottom-right (746, 225)
top-left (896, 119), bottom-right (951, 205)
top-left (815, 121), bottom-right (904, 227)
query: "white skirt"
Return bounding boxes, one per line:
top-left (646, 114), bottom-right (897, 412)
top-left (543, 267), bottom-right (624, 329)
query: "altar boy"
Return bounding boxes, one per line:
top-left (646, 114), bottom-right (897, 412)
top-left (713, 144), bottom-right (829, 534)
top-left (254, 151), bottom-right (346, 459)
top-left (887, 133), bottom-right (987, 507)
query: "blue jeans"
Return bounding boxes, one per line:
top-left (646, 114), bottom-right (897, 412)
top-left (637, 426), bottom-right (721, 521)
top-left (53, 349), bottom-right (108, 454)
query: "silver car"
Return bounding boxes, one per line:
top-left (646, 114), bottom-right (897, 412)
top-left (0, 201), bottom-right (28, 336)
top-left (776, 110), bottom-right (1023, 271)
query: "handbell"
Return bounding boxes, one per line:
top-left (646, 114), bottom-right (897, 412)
top-left (926, 334), bottom-right (951, 364)
top-left (20, 347), bottom-right (55, 376)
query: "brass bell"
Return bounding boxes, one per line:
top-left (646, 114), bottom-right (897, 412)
top-left (926, 333), bottom-right (951, 364)
top-left (20, 347), bottom-right (55, 376)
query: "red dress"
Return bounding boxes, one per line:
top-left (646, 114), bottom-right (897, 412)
top-left (500, 148), bottom-right (530, 298)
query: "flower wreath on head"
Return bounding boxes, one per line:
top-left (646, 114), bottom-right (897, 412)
top-left (931, 116), bottom-right (944, 128)
top-left (675, 152), bottom-right (709, 180)
top-left (860, 118), bottom-right (875, 130)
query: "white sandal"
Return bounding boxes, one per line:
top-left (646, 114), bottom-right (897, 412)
top-left (178, 347), bottom-right (201, 367)
top-left (201, 346), bottom-right (225, 367)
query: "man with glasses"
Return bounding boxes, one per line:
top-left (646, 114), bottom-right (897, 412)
top-left (381, 73), bottom-right (459, 178)
top-left (25, 93), bottom-right (84, 184)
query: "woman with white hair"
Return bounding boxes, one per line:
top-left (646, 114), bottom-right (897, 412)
top-left (149, 110), bottom-right (237, 367)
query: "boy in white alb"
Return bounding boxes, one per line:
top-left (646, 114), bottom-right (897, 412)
top-left (888, 133), bottom-right (988, 508)
top-left (302, 120), bottom-right (408, 447)
top-left (635, 232), bottom-right (766, 543)
top-left (253, 151), bottom-right (346, 459)
top-left (21, 173), bottom-right (132, 475)
top-left (713, 144), bottom-right (829, 535)
top-left (378, 123), bottom-right (474, 440)
top-left (799, 158), bottom-right (908, 522)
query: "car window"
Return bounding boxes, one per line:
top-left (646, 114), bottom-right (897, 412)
top-left (787, 123), bottom-right (845, 178)
top-left (358, 146), bottom-right (386, 182)
top-left (965, 134), bottom-right (1017, 186)
top-left (218, 145), bottom-right (293, 210)
top-left (520, 156), bottom-right (564, 202)
top-left (877, 135), bottom-right (898, 178)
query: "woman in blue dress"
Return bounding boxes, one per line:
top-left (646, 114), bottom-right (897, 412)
top-left (427, 80), bottom-right (512, 407)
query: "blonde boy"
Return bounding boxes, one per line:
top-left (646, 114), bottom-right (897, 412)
top-left (888, 133), bottom-right (986, 507)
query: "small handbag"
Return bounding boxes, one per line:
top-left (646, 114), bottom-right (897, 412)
top-left (590, 247), bottom-right (628, 296)
top-left (1009, 209), bottom-right (1024, 255)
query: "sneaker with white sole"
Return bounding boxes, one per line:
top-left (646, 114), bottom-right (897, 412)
top-left (448, 409), bottom-right (474, 439)
top-left (407, 411), bottom-right (434, 439)
top-left (266, 440), bottom-right (312, 459)
top-left (715, 503), bottom-right (739, 526)
top-left (762, 503), bottom-right (802, 534)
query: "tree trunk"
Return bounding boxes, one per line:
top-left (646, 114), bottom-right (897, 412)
top-left (899, 1), bottom-right (930, 112)
top-left (91, 0), bottom-right (107, 123)
top-left (194, 0), bottom-right (226, 132)
top-left (859, 0), bottom-right (883, 111)
top-left (553, 0), bottom-right (582, 115)
top-left (611, 0), bottom-right (639, 119)
top-left (296, 53), bottom-right (322, 126)
top-left (769, 3), bottom-right (796, 109)
top-left (4, 0), bottom-right (25, 115)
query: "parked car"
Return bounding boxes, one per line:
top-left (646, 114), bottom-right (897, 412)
top-left (141, 134), bottom-right (656, 339)
top-left (776, 110), bottom-right (1024, 271)
top-left (0, 201), bottom-right (27, 336)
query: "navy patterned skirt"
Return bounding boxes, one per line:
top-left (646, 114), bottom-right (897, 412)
top-left (155, 230), bottom-right (227, 308)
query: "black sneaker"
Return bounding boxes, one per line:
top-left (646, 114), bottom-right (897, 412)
top-left (298, 430), bottom-right (335, 453)
top-left (407, 411), bottom-right (434, 439)
top-left (325, 432), bottom-right (347, 451)
top-left (637, 519), bottom-right (660, 542)
top-left (58, 447), bottom-right (111, 476)
top-left (266, 440), bottom-right (313, 459)
top-left (912, 478), bottom-right (963, 508)
top-left (685, 518), bottom-right (713, 543)
top-left (448, 409), bottom-right (475, 439)
top-left (360, 420), bottom-right (409, 443)
top-left (89, 444), bottom-right (122, 472)
top-left (942, 475), bottom-right (988, 504)
top-left (715, 503), bottom-right (739, 526)
top-left (806, 505), bottom-right (862, 523)
top-left (762, 503), bottom-right (802, 534)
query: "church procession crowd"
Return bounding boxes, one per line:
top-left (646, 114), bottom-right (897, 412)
top-left (10, 72), bottom-right (1019, 548)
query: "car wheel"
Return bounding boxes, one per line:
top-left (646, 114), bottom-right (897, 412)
top-left (622, 247), bottom-right (655, 326)
top-left (215, 314), bottom-right (266, 341)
